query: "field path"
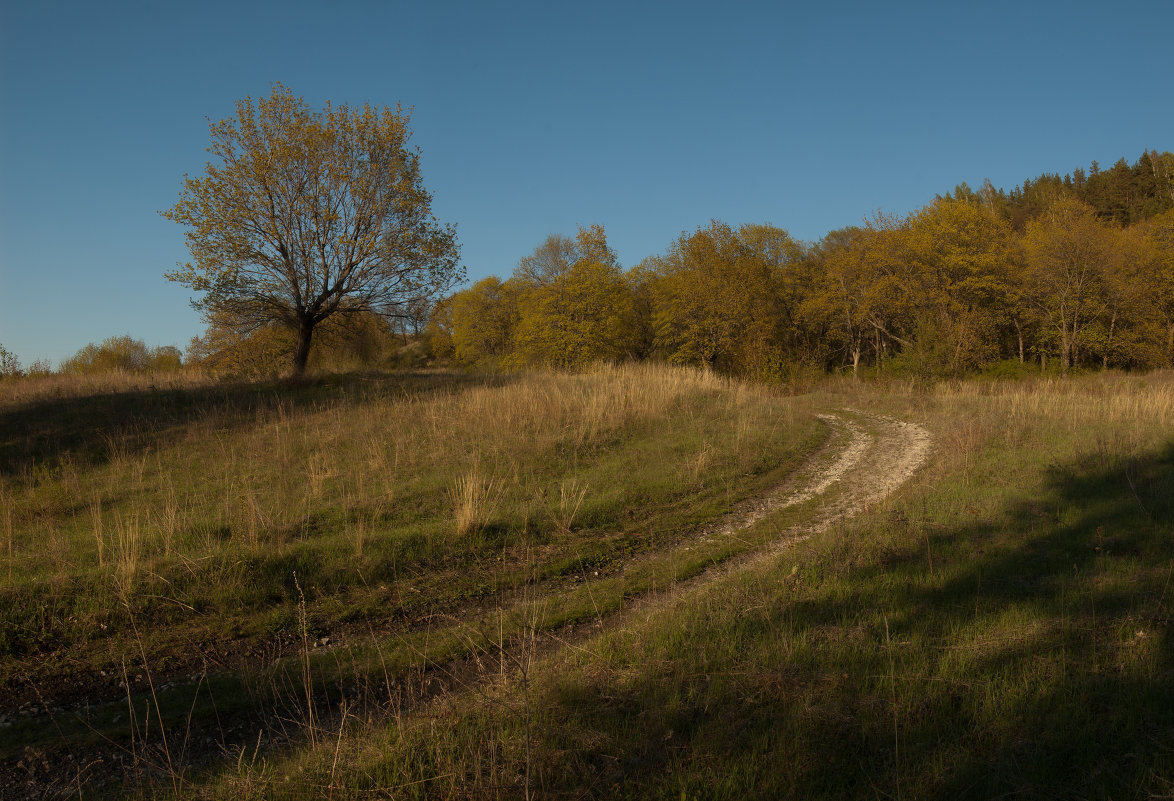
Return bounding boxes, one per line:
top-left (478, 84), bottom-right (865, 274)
top-left (701, 410), bottom-right (929, 547)
top-left (372, 408), bottom-right (934, 737)
top-left (608, 409), bottom-right (932, 606)
top-left (766, 410), bottom-right (933, 548)
top-left (1, 409), bottom-right (932, 798)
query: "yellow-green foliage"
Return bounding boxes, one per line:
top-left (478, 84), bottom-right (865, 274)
top-left (510, 261), bottom-right (639, 368)
top-left (59, 335), bottom-right (183, 375)
top-left (185, 315), bottom-right (300, 377)
top-left (1148, 208), bottom-right (1174, 363)
top-left (163, 84), bottom-right (460, 377)
top-left (649, 221), bottom-right (800, 376)
top-left (187, 310), bottom-right (407, 377)
top-left (1024, 198), bottom-right (1123, 371)
top-left (448, 276), bottom-right (518, 367)
top-left (442, 224), bottom-right (642, 370)
top-left (901, 198), bottom-right (1018, 371)
top-left (0, 345), bottom-right (20, 378)
top-left (432, 192), bottom-right (1174, 380)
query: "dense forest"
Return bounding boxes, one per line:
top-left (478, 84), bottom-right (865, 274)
top-left (426, 149), bottom-right (1174, 379)
top-left (19, 150), bottom-right (1167, 381)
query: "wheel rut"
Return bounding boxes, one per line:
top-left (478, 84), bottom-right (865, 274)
top-left (2, 409), bottom-right (932, 797)
top-left (610, 409), bottom-right (932, 612)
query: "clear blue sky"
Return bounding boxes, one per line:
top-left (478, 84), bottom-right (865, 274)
top-left (2, 0), bottom-right (1171, 367)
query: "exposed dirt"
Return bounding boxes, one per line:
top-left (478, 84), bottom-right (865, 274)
top-left (698, 410), bottom-right (930, 547)
top-left (603, 409), bottom-right (932, 618)
top-left (769, 410), bottom-right (932, 548)
top-left (1, 409), bottom-right (931, 798)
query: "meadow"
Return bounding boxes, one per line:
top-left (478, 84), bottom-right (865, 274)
top-left (2, 365), bottom-right (1172, 799)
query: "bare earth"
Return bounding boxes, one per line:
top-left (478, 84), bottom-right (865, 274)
top-left (3, 409), bottom-right (932, 798)
top-left (610, 409), bottom-right (932, 612)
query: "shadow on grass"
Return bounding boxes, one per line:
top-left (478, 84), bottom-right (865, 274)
top-left (0, 370), bottom-right (506, 478)
top-left (7, 428), bottom-right (1172, 799)
top-left (530, 441), bottom-right (1174, 799)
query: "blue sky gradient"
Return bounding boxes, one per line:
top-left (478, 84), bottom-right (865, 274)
top-left (2, 0), bottom-right (1171, 365)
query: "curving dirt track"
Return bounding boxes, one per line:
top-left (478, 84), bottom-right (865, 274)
top-left (611, 409), bottom-right (932, 607)
top-left (1, 408), bottom-right (931, 798)
top-left (767, 410), bottom-right (932, 547)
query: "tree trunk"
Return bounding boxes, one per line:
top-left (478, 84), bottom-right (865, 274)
top-left (292, 320), bottom-right (315, 376)
top-left (1103, 310), bottom-right (1118, 369)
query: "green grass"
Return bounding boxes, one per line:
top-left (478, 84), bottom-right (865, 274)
top-left (188, 371), bottom-right (1174, 800)
top-left (0, 364), bottom-right (824, 795)
top-left (6, 368), bottom-right (1173, 799)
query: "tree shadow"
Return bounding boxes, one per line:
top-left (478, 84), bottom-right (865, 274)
top-left (532, 439), bottom-right (1174, 799)
top-left (0, 370), bottom-right (507, 478)
top-left (9, 414), bottom-right (1171, 799)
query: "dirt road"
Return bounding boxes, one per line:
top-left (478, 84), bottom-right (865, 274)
top-left (608, 409), bottom-right (932, 610)
top-left (2, 409), bottom-right (932, 798)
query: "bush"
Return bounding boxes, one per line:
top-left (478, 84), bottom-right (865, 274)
top-left (979, 359), bottom-right (1039, 380)
top-left (60, 336), bottom-right (184, 375)
top-left (186, 310), bottom-right (407, 377)
top-left (0, 344), bottom-right (21, 378)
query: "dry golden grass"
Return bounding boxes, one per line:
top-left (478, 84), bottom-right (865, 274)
top-left (295, 369), bottom-right (1174, 801)
top-left (449, 470), bottom-right (503, 539)
top-left (0, 368), bottom-right (215, 409)
top-left (2, 362), bottom-right (799, 637)
top-left (935, 369), bottom-right (1174, 426)
top-left (14, 363), bottom-right (1174, 799)
top-left (926, 371), bottom-right (1174, 479)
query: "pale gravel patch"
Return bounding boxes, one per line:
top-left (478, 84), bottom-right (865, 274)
top-left (776, 414), bottom-right (873, 507)
top-left (760, 408), bottom-right (934, 552)
top-left (687, 410), bottom-right (930, 556)
top-left (762, 410), bottom-right (933, 554)
top-left (693, 413), bottom-right (873, 543)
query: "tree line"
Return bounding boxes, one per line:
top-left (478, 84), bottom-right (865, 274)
top-left (9, 119), bottom-right (1168, 384)
top-left (153, 87), bottom-right (1173, 380)
top-left (0, 337), bottom-right (184, 379)
top-left (431, 151), bottom-right (1174, 379)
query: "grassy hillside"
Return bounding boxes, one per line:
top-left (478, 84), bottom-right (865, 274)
top-left (3, 367), bottom-right (1172, 799)
top-left (0, 364), bottom-right (823, 798)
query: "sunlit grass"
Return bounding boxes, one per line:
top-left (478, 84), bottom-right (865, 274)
top-left (7, 368), bottom-right (1172, 799)
top-left (206, 370), bottom-right (1174, 800)
top-left (0, 363), bottom-right (821, 794)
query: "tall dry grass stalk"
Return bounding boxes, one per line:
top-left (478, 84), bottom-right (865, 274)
top-left (353, 515), bottom-right (367, 558)
top-left (89, 498), bottom-right (106, 568)
top-left (2, 489), bottom-right (13, 581)
top-left (156, 483), bottom-right (180, 557)
top-left (113, 513), bottom-right (142, 599)
top-left (308, 452), bottom-right (336, 498)
top-left (552, 479), bottom-right (588, 535)
top-left (294, 572), bottom-right (317, 747)
top-left (450, 471), bottom-right (502, 539)
top-left (241, 485), bottom-right (266, 550)
top-left (688, 443), bottom-right (713, 487)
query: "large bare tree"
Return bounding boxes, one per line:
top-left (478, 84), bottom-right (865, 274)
top-left (165, 84), bottom-right (462, 375)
